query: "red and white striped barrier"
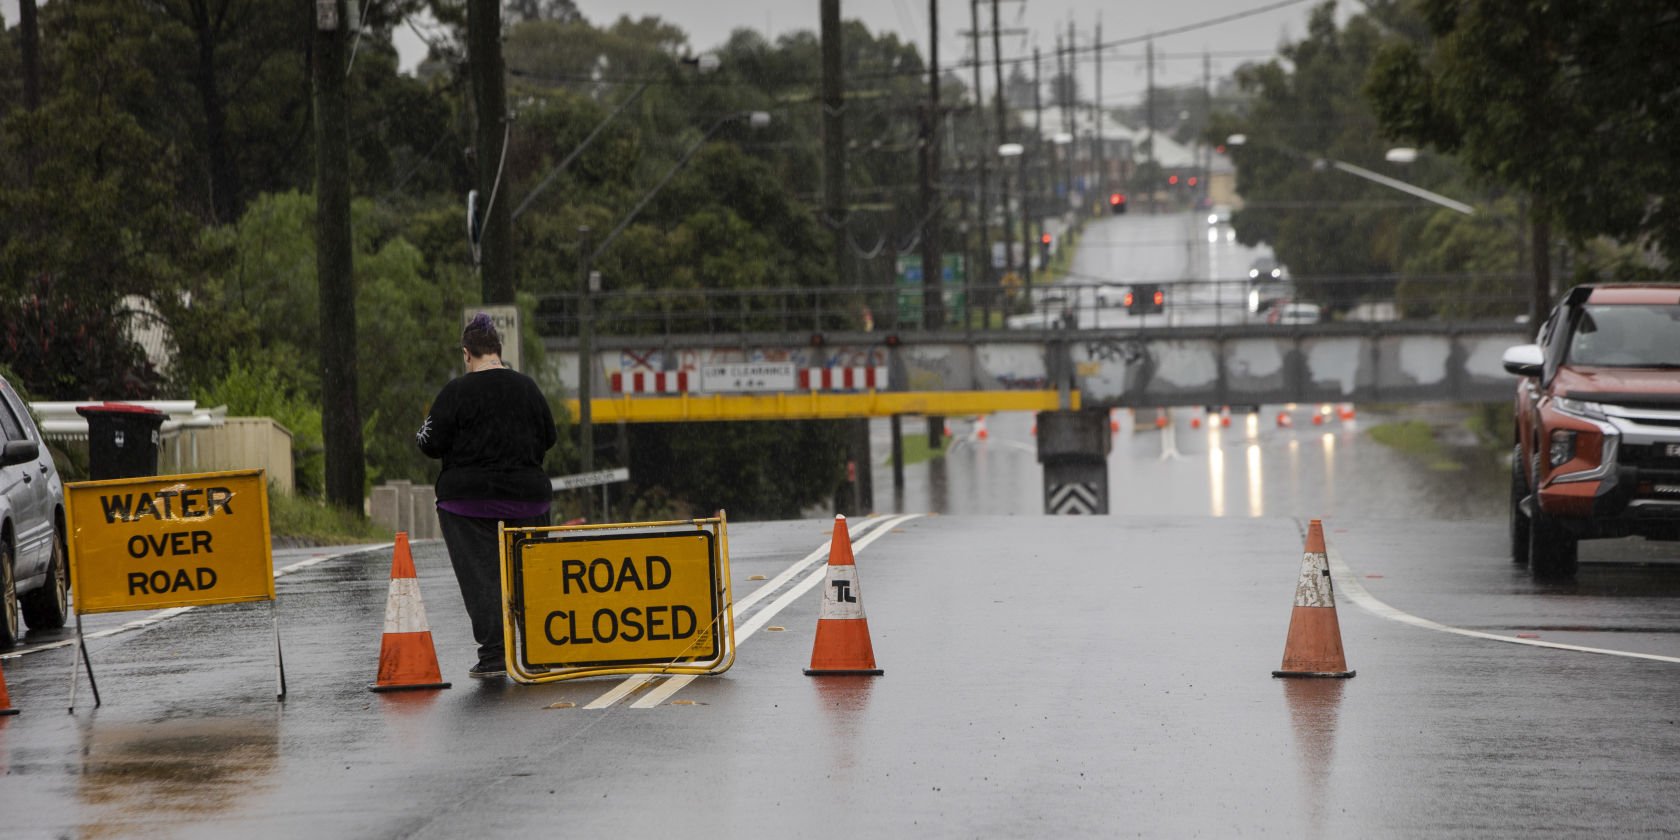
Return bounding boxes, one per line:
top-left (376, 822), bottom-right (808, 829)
top-left (610, 371), bottom-right (691, 394)
top-left (798, 366), bottom-right (888, 391)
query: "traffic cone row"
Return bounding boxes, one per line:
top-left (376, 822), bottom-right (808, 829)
top-left (805, 515), bottom-right (883, 676)
top-left (1274, 520), bottom-right (1355, 679)
top-left (369, 532), bottom-right (452, 693)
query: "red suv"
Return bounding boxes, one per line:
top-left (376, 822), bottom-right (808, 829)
top-left (1504, 285), bottom-right (1680, 577)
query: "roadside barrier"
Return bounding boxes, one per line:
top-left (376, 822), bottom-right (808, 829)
top-left (804, 515), bottom-right (883, 676)
top-left (1273, 520), bottom-right (1356, 678)
top-left (369, 533), bottom-right (452, 692)
top-left (0, 656), bottom-right (18, 715)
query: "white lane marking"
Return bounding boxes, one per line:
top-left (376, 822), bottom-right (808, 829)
top-left (1, 544), bottom-right (393, 660)
top-left (581, 514), bottom-right (907, 710)
top-left (629, 513), bottom-right (922, 709)
top-left (1329, 547), bottom-right (1680, 666)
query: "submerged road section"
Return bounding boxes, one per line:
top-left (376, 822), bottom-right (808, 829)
top-left (2, 515), bottom-right (1677, 837)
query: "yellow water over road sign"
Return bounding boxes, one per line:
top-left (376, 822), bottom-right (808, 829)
top-left (66, 469), bottom-right (274, 614)
top-left (515, 530), bottom-right (720, 670)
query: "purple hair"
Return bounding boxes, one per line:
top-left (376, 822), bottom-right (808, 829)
top-left (462, 312), bottom-right (502, 356)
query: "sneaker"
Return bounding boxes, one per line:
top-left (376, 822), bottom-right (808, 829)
top-left (468, 662), bottom-right (506, 678)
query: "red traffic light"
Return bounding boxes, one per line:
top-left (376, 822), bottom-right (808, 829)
top-left (1188, 176), bottom-right (1199, 187)
top-left (1168, 174), bottom-right (1179, 185)
top-left (1040, 232), bottom-right (1053, 245)
top-left (1122, 292), bottom-right (1135, 308)
top-left (1153, 289), bottom-right (1165, 306)
top-left (1109, 192), bottom-right (1125, 206)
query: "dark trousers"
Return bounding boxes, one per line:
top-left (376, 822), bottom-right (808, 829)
top-left (437, 510), bottom-right (550, 666)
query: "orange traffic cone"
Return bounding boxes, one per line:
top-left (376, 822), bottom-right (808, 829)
top-left (1273, 520), bottom-right (1355, 679)
top-left (1338, 404), bottom-right (1357, 421)
top-left (975, 416), bottom-right (989, 440)
top-left (1154, 409), bottom-right (1169, 429)
top-left (1219, 406), bottom-right (1232, 428)
top-left (369, 533), bottom-right (453, 692)
top-left (1276, 410), bottom-right (1294, 428)
top-left (943, 419), bottom-right (953, 438)
top-left (804, 515), bottom-right (883, 676)
top-left (1110, 409), bottom-right (1120, 434)
top-left (0, 656), bottom-right (19, 716)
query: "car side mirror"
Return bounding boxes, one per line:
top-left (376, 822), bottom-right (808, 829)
top-left (1, 439), bottom-right (39, 467)
top-left (1502, 344), bottom-right (1543, 377)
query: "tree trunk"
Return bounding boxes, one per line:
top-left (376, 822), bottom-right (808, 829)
top-left (196, 7), bottom-right (241, 225)
top-left (1530, 212), bottom-right (1552, 325)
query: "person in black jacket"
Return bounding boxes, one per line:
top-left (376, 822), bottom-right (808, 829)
top-left (417, 313), bottom-right (557, 678)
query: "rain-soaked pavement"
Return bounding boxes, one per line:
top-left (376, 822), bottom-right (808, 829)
top-left (4, 490), bottom-right (1679, 836)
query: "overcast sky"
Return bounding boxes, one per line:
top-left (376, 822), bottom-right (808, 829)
top-left (560, 0), bottom-right (1327, 93)
top-left (2, 0), bottom-right (1334, 99)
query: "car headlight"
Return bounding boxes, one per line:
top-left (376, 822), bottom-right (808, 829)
top-left (1554, 397), bottom-right (1606, 420)
top-left (1549, 429), bottom-right (1577, 467)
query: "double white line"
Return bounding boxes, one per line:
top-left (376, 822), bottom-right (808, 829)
top-left (583, 513), bottom-right (922, 710)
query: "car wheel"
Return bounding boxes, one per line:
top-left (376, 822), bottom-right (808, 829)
top-left (1527, 464), bottom-right (1579, 579)
top-left (0, 540), bottom-right (19, 648)
top-left (21, 524), bottom-right (69, 630)
top-left (1509, 445), bottom-right (1530, 565)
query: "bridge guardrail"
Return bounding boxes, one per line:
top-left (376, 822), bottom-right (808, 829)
top-left (533, 273), bottom-right (1531, 339)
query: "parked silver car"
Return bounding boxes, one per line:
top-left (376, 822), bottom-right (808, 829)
top-left (1, 374), bottom-right (70, 647)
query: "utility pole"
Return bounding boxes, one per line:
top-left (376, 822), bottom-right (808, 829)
top-left (921, 0), bottom-right (945, 449)
top-left (1094, 18), bottom-right (1105, 208)
top-left (576, 227), bottom-right (594, 475)
top-left (821, 0), bottom-right (870, 514)
top-left (313, 0), bottom-right (365, 512)
top-left (1146, 39), bottom-right (1156, 213)
top-left (969, 0), bottom-right (990, 323)
top-left (920, 0), bottom-right (943, 331)
top-left (991, 0), bottom-right (1014, 280)
top-left (1028, 45), bottom-right (1042, 290)
top-left (470, 0), bottom-right (513, 304)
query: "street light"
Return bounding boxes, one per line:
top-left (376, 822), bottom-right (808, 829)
top-left (1225, 134), bottom-right (1473, 216)
top-left (577, 110), bottom-right (773, 472)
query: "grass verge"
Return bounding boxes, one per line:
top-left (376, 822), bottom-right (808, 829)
top-left (1366, 419), bottom-right (1465, 472)
top-left (269, 492), bottom-right (390, 544)
top-left (886, 431), bottom-right (951, 467)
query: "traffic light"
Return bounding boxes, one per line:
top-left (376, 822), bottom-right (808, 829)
top-left (1109, 192), bottom-right (1127, 214)
top-left (1168, 174), bottom-right (1179, 186)
top-left (1127, 283), bottom-right (1165, 315)
top-left (1039, 231), bottom-right (1053, 263)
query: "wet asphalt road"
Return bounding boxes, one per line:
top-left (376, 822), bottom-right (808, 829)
top-left (3, 499), bottom-right (1679, 837)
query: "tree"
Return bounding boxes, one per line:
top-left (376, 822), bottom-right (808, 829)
top-left (1366, 0), bottom-right (1680, 318)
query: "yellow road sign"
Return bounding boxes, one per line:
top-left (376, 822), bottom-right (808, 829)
top-left (66, 469), bottom-right (274, 614)
top-left (500, 515), bottom-right (736, 683)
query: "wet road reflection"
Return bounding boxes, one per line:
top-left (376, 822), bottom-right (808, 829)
top-left (872, 405), bottom-right (1506, 523)
top-left (76, 715), bottom-right (279, 837)
top-left (1281, 679), bottom-right (1347, 836)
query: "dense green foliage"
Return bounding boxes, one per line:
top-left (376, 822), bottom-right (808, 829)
top-left (1, 3), bottom-right (959, 521)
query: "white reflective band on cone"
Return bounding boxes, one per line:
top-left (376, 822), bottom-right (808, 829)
top-left (819, 565), bottom-right (867, 620)
top-left (382, 577), bottom-right (434, 634)
top-left (1292, 551), bottom-right (1335, 608)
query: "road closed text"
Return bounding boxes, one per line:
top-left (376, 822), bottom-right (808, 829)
top-left (66, 471), bottom-right (274, 614)
top-left (542, 556), bottom-right (699, 645)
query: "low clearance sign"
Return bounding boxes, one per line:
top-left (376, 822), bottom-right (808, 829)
top-left (66, 469), bottom-right (274, 614)
top-left (516, 531), bottom-right (720, 670)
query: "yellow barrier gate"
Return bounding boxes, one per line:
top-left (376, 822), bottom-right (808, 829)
top-left (499, 514), bottom-right (736, 684)
top-left (62, 468), bottom-right (282, 710)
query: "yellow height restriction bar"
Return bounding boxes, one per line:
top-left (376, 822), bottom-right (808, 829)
top-left (498, 514), bottom-right (736, 685)
top-left (567, 389), bottom-right (1079, 423)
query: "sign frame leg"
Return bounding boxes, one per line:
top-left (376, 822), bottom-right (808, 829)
top-left (272, 600), bottom-right (287, 702)
top-left (66, 611), bottom-right (100, 713)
